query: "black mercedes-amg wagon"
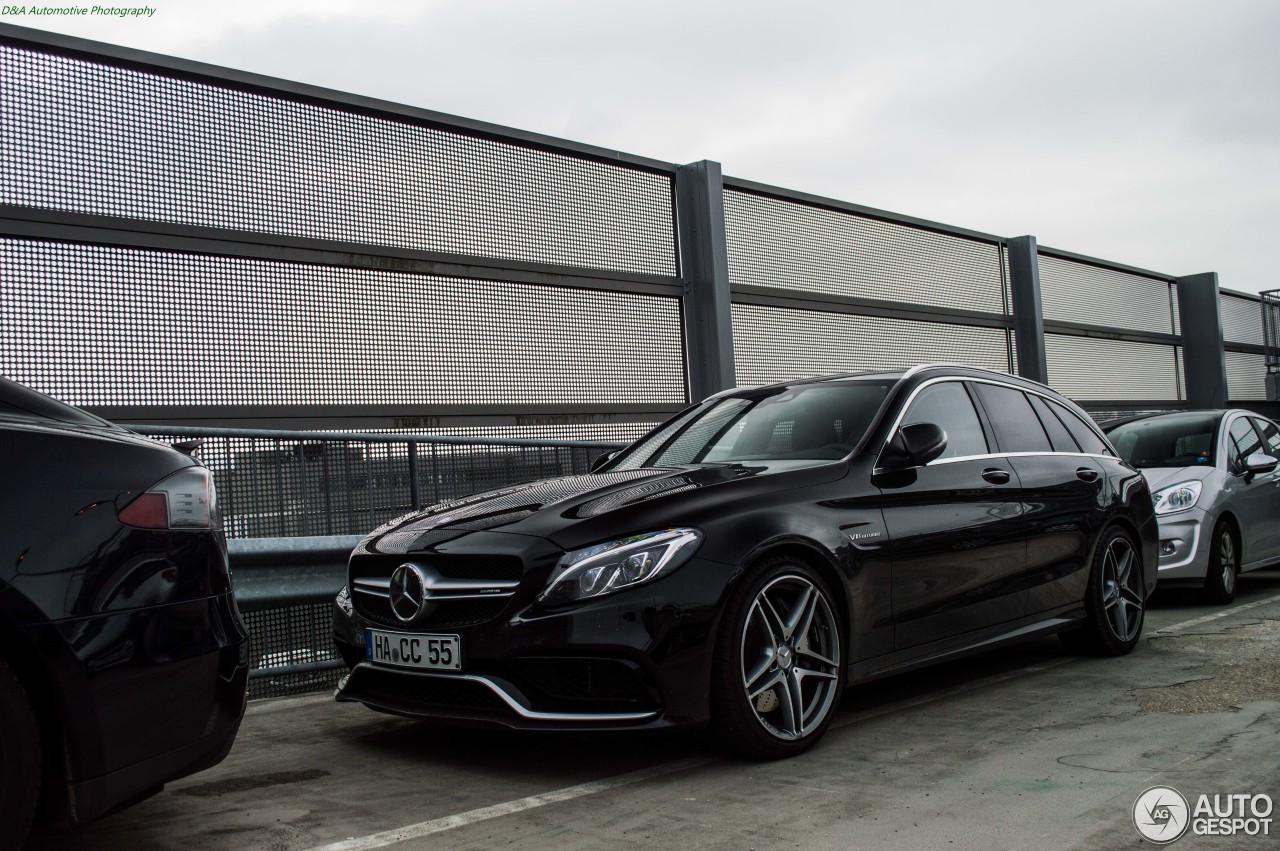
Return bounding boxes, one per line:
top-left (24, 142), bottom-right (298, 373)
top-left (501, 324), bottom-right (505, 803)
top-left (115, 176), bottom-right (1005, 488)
top-left (333, 364), bottom-right (1157, 758)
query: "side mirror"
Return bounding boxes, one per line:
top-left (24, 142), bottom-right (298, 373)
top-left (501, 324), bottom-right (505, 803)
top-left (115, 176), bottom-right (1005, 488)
top-left (882, 422), bottom-right (948, 470)
top-left (1245, 452), bottom-right (1278, 477)
top-left (591, 451), bottom-right (620, 472)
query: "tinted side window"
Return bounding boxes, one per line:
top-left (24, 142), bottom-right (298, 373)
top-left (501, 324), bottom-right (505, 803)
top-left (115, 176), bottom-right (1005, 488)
top-left (1227, 418), bottom-right (1263, 470)
top-left (1252, 418), bottom-right (1280, 456)
top-left (902, 382), bottom-right (988, 459)
top-left (971, 383), bottom-right (1051, 453)
top-left (1047, 399), bottom-right (1111, 456)
top-left (1027, 394), bottom-right (1080, 452)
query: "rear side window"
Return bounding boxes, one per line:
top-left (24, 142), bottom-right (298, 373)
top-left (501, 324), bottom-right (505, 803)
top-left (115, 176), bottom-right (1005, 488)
top-left (971, 383), bottom-right (1052, 453)
top-left (1027, 394), bottom-right (1080, 453)
top-left (1252, 418), bottom-right (1280, 457)
top-left (1047, 399), bottom-right (1112, 456)
top-left (901, 381), bottom-right (988, 459)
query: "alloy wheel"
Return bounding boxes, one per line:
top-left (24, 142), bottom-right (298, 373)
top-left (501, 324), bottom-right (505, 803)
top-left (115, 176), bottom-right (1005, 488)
top-left (740, 574), bottom-right (841, 740)
top-left (1101, 537), bottom-right (1144, 643)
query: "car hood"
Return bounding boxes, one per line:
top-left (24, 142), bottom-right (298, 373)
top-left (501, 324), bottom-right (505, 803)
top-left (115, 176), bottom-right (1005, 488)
top-left (361, 462), bottom-right (818, 555)
top-left (1139, 465), bottom-right (1215, 492)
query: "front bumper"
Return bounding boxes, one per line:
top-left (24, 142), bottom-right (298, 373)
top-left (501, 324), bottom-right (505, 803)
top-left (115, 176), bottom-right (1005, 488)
top-left (333, 555), bottom-right (734, 730)
top-left (1153, 507), bottom-right (1213, 583)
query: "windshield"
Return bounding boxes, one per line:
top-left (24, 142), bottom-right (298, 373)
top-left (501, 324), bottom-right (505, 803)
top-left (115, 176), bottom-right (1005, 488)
top-left (1106, 414), bottom-right (1220, 469)
top-left (608, 381), bottom-right (894, 471)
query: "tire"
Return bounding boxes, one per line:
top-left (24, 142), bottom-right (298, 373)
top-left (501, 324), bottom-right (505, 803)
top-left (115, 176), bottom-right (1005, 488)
top-left (0, 656), bottom-right (41, 851)
top-left (711, 556), bottom-right (845, 759)
top-left (1059, 527), bottom-right (1146, 656)
top-left (1200, 520), bottom-right (1239, 605)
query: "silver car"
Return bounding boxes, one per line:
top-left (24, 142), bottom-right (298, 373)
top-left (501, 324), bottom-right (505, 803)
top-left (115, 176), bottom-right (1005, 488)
top-left (1105, 410), bottom-right (1280, 603)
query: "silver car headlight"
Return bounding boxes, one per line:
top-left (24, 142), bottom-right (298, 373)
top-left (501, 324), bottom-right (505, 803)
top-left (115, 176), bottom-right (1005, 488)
top-left (1152, 481), bottom-right (1203, 515)
top-left (539, 528), bottom-right (702, 605)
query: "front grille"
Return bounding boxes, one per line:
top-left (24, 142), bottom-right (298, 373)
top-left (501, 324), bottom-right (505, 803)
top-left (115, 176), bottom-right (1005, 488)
top-left (358, 596), bottom-right (511, 630)
top-left (350, 553), bottom-right (524, 629)
top-left (351, 668), bottom-right (510, 716)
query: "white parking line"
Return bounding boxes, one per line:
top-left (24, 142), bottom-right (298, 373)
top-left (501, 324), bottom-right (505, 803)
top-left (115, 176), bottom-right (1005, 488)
top-left (308, 756), bottom-right (715, 851)
top-left (1153, 592), bottom-right (1280, 635)
top-left (306, 593), bottom-right (1280, 851)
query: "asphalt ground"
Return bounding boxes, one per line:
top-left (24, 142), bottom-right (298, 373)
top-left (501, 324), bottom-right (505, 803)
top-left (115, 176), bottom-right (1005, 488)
top-left (30, 569), bottom-right (1280, 851)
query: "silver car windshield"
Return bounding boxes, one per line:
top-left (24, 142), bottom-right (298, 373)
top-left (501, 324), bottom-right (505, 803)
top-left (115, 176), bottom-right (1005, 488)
top-left (609, 382), bottom-right (894, 470)
top-left (1107, 414), bottom-right (1221, 469)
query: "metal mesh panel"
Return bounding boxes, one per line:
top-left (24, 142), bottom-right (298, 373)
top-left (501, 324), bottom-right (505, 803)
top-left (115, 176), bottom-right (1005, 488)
top-left (723, 190), bottom-right (1006, 313)
top-left (1038, 255), bottom-right (1176, 334)
top-left (732, 303), bottom-right (1012, 387)
top-left (1219, 293), bottom-right (1264, 345)
top-left (152, 433), bottom-right (616, 538)
top-left (1225, 351), bottom-right (1268, 401)
top-left (0, 238), bottom-right (685, 407)
top-left (1045, 335), bottom-right (1183, 401)
top-left (243, 603), bottom-right (343, 699)
top-left (0, 45), bottom-right (676, 276)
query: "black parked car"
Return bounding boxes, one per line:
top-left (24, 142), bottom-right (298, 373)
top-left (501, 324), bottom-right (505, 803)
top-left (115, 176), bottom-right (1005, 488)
top-left (0, 379), bottom-right (248, 845)
top-left (333, 364), bottom-right (1157, 758)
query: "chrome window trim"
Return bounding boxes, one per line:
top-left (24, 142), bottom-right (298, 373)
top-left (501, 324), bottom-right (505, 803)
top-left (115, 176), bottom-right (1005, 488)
top-left (927, 451), bottom-right (1115, 467)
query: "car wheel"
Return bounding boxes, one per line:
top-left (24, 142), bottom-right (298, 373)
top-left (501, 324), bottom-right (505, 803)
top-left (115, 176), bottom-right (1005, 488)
top-left (1059, 527), bottom-right (1145, 656)
top-left (711, 556), bottom-right (844, 759)
top-left (1200, 520), bottom-right (1239, 605)
top-left (0, 656), bottom-right (41, 849)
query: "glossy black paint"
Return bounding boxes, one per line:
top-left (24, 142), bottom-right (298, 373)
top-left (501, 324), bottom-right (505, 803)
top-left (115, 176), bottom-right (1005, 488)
top-left (0, 380), bottom-right (248, 826)
top-left (333, 366), bottom-right (1157, 730)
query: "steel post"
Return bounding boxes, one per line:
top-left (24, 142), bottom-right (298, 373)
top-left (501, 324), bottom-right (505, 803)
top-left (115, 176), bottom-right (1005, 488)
top-left (675, 160), bottom-right (735, 402)
top-left (1006, 235), bottom-right (1049, 384)
top-left (1175, 273), bottom-right (1228, 408)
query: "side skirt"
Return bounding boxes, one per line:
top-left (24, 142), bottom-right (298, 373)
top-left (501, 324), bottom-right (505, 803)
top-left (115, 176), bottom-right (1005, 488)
top-left (846, 603), bottom-right (1085, 687)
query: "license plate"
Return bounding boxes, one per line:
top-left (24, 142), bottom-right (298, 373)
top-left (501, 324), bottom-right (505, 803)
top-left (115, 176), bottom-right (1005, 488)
top-left (366, 630), bottom-right (461, 671)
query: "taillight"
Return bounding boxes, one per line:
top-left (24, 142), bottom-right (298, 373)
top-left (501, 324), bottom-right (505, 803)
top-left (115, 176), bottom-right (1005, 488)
top-left (118, 466), bottom-right (220, 530)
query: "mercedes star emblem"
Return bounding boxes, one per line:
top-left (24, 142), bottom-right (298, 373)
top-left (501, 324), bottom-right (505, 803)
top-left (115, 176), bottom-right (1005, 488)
top-left (389, 563), bottom-right (430, 623)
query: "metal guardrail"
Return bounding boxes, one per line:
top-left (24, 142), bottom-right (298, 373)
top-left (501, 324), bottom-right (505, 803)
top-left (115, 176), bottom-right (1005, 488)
top-left (125, 425), bottom-right (627, 539)
top-left (229, 535), bottom-right (359, 697)
top-left (124, 427), bottom-right (629, 698)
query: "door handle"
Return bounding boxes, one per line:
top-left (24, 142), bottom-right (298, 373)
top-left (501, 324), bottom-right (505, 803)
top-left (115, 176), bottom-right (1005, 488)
top-left (1076, 467), bottom-right (1100, 482)
top-left (981, 468), bottom-right (1011, 485)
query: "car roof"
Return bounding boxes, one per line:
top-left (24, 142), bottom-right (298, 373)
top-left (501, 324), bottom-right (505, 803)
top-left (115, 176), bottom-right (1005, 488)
top-left (1102, 410), bottom-right (1230, 429)
top-left (0, 377), bottom-right (116, 428)
top-left (707, 363), bottom-right (1054, 401)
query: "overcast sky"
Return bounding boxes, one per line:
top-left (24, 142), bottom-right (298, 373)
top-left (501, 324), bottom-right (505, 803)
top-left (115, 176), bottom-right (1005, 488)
top-left (16, 0), bottom-right (1279, 294)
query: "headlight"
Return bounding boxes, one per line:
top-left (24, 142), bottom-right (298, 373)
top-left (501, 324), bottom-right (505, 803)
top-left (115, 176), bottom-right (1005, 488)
top-left (1152, 481), bottom-right (1202, 515)
top-left (539, 528), bottom-right (702, 605)
top-left (335, 584), bottom-right (354, 617)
